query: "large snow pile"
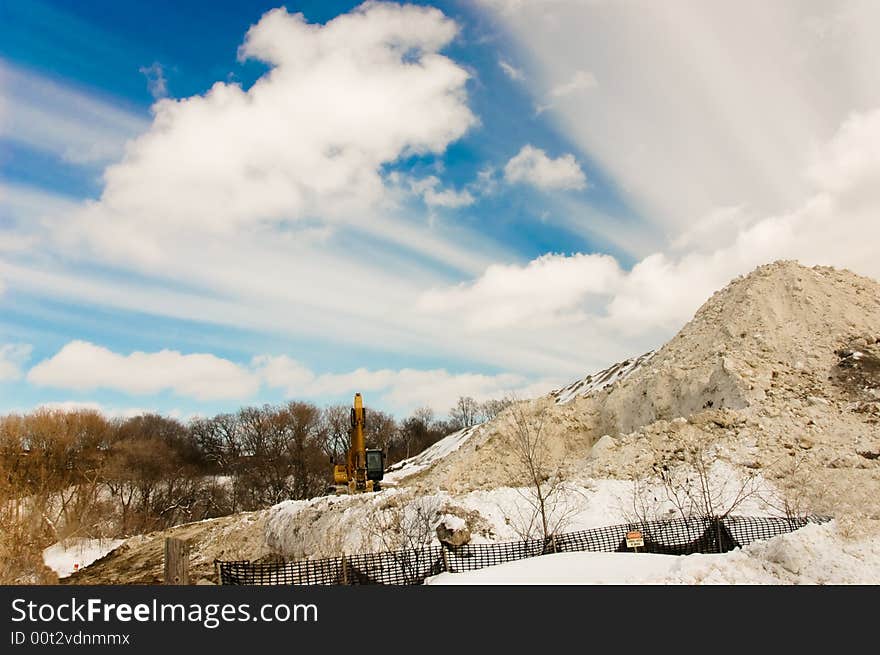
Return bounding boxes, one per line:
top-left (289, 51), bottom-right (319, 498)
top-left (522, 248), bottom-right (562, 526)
top-left (426, 522), bottom-right (880, 584)
top-left (43, 538), bottom-right (125, 578)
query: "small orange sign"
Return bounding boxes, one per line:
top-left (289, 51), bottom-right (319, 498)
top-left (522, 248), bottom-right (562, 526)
top-left (625, 530), bottom-right (644, 549)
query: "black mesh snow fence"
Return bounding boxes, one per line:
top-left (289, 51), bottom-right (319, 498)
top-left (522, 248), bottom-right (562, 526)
top-left (216, 514), bottom-right (830, 585)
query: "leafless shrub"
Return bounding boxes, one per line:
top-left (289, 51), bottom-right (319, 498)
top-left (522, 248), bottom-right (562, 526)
top-left (631, 434), bottom-right (761, 525)
top-left (364, 496), bottom-right (444, 583)
top-left (758, 451), bottom-right (819, 521)
top-left (504, 398), bottom-right (582, 544)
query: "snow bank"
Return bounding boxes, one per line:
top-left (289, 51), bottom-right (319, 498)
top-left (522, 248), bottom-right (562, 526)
top-left (426, 522), bottom-right (880, 584)
top-left (265, 467), bottom-right (776, 557)
top-left (43, 538), bottom-right (125, 578)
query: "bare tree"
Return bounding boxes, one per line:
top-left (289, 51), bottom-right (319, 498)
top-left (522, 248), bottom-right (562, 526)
top-left (506, 398), bottom-right (580, 545)
top-left (479, 397), bottom-right (512, 423)
top-left (363, 407), bottom-right (397, 454)
top-left (320, 405), bottom-right (351, 462)
top-left (449, 396), bottom-right (480, 431)
top-left (190, 413), bottom-right (241, 474)
top-left (398, 407), bottom-right (434, 460)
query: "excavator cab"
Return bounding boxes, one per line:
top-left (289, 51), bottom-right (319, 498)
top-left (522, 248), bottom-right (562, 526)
top-left (365, 449), bottom-right (384, 484)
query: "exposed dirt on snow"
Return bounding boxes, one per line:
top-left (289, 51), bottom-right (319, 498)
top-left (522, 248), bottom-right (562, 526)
top-left (61, 510), bottom-right (270, 585)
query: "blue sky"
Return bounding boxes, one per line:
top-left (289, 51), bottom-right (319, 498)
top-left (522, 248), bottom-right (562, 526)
top-left (2, 0), bottom-right (879, 419)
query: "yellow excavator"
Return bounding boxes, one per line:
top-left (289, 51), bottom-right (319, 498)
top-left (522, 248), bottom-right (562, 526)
top-left (332, 393), bottom-right (385, 494)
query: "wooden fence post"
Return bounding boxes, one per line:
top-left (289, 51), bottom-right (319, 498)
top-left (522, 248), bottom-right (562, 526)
top-left (441, 547), bottom-right (449, 573)
top-left (164, 537), bottom-right (190, 585)
top-left (341, 555), bottom-right (349, 585)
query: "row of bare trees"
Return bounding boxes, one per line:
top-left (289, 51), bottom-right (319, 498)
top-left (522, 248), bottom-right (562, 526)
top-left (0, 394), bottom-right (502, 542)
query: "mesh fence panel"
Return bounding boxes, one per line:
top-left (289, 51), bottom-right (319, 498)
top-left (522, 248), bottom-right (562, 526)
top-left (217, 514), bottom-right (831, 586)
top-left (443, 538), bottom-right (547, 573)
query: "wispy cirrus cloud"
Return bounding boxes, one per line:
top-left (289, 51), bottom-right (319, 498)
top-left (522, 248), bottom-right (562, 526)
top-left (498, 58), bottom-right (525, 81)
top-left (418, 104), bottom-right (880, 337)
top-left (138, 62), bottom-right (168, 99)
top-left (0, 59), bottom-right (148, 165)
top-left (482, 0), bottom-right (880, 232)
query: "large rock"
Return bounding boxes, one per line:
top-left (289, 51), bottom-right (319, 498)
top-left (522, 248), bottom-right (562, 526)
top-left (436, 515), bottom-right (470, 548)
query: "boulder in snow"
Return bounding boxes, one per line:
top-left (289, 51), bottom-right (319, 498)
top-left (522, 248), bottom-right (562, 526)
top-left (436, 515), bottom-right (471, 548)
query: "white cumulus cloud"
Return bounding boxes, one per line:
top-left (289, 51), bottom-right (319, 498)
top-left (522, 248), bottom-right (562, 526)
top-left (418, 253), bottom-right (622, 330)
top-left (504, 144), bottom-right (586, 190)
top-left (27, 341), bottom-right (260, 401)
top-left (60, 2), bottom-right (476, 266)
top-left (409, 175), bottom-right (476, 208)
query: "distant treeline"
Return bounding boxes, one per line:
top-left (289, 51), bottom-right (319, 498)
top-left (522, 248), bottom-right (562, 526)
top-left (0, 396), bottom-right (509, 543)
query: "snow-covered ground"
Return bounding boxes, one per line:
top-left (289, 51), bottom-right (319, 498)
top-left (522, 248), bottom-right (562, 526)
top-left (426, 522), bottom-right (880, 584)
top-left (265, 462), bottom-right (780, 557)
top-left (43, 538), bottom-right (125, 578)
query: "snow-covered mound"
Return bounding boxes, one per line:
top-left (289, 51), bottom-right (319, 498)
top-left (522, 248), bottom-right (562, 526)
top-left (384, 424), bottom-right (482, 485)
top-left (426, 522), bottom-right (880, 585)
top-left (590, 261), bottom-right (880, 436)
top-left (265, 462), bottom-right (775, 559)
top-left (551, 350), bottom-right (656, 404)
